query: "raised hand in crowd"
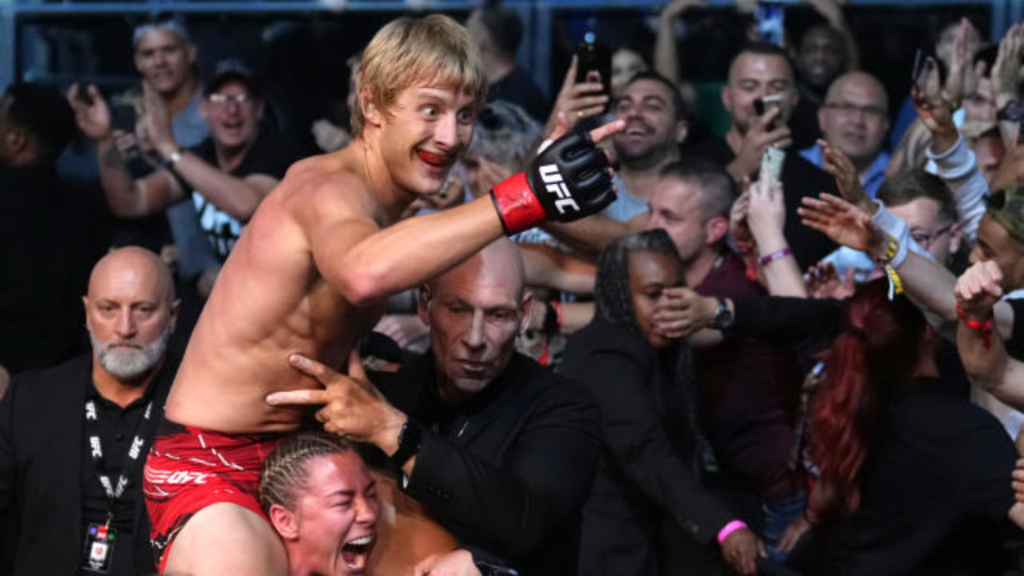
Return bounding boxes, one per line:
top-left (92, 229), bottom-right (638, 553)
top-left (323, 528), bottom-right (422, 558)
top-left (819, 139), bottom-right (873, 213)
top-left (67, 83), bottom-right (113, 140)
top-left (805, 261), bottom-right (857, 300)
top-left (953, 261), bottom-right (1024, 412)
top-left (656, 0), bottom-right (708, 87)
top-left (139, 81), bottom-right (179, 158)
top-left (727, 105), bottom-right (791, 181)
top-left (911, 19), bottom-right (972, 153)
top-left (747, 177), bottom-right (807, 296)
top-left (746, 178), bottom-right (788, 251)
top-left (955, 259), bottom-right (1003, 320)
top-left (544, 55), bottom-right (609, 137)
top-left (799, 193), bottom-right (883, 255)
top-left (991, 24), bottom-right (1023, 134)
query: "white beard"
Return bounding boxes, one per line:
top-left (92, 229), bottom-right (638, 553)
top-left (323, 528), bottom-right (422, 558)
top-left (90, 327), bottom-right (172, 381)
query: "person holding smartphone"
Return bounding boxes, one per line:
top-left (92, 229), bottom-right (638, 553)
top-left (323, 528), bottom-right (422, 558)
top-left (687, 42), bottom-right (839, 270)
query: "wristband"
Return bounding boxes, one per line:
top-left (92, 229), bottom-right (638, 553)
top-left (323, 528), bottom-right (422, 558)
top-left (871, 206), bottom-right (911, 268)
top-left (717, 519), bottom-right (747, 545)
top-left (490, 173), bottom-right (547, 235)
top-left (759, 247), bottom-right (792, 267)
top-left (883, 264), bottom-right (904, 300)
top-left (956, 302), bottom-right (994, 349)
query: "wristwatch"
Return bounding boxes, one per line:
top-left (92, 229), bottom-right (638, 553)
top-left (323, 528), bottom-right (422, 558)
top-left (997, 100), bottom-right (1024, 123)
top-left (390, 420), bottom-right (423, 467)
top-left (711, 297), bottom-right (734, 330)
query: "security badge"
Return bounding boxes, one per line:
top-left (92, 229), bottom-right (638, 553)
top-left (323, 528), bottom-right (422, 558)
top-left (82, 520), bottom-right (116, 573)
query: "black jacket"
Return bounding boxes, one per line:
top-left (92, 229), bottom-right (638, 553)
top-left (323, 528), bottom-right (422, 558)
top-left (561, 317), bottom-right (735, 576)
top-left (374, 352), bottom-right (601, 576)
top-left (0, 354), bottom-right (175, 576)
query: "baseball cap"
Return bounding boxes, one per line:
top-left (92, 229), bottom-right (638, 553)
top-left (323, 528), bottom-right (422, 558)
top-left (205, 58), bottom-right (260, 97)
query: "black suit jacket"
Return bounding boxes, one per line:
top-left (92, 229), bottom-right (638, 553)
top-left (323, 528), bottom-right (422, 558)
top-left (560, 318), bottom-right (734, 576)
top-left (373, 352), bottom-right (601, 576)
top-left (0, 354), bottom-right (174, 576)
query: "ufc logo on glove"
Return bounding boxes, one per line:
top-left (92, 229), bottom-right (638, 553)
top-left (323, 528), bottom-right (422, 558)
top-left (539, 165), bottom-right (581, 214)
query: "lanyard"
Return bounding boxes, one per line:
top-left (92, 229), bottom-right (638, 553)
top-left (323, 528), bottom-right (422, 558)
top-left (84, 398), bottom-right (154, 525)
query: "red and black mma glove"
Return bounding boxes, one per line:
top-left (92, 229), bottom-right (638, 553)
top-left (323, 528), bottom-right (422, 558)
top-left (490, 129), bottom-right (617, 235)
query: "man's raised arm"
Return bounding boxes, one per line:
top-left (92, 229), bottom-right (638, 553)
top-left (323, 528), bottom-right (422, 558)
top-left (309, 123), bottom-right (624, 306)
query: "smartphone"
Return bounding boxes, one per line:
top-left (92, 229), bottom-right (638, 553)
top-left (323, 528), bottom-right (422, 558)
top-left (754, 93), bottom-right (784, 131)
top-left (754, 1), bottom-right (786, 47)
top-left (575, 31), bottom-right (611, 108)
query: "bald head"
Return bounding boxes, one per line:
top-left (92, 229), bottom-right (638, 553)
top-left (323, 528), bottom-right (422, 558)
top-left (85, 247), bottom-right (178, 383)
top-left (825, 72), bottom-right (888, 112)
top-left (819, 71), bottom-right (890, 167)
top-left (89, 247), bottom-right (175, 303)
top-left (431, 238), bottom-right (525, 299)
top-left (421, 239), bottom-right (530, 403)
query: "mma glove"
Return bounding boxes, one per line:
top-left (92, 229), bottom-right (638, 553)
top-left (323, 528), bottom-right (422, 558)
top-left (490, 129), bottom-right (616, 235)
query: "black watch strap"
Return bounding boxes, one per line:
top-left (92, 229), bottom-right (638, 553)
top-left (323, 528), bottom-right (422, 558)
top-left (390, 420), bottom-right (423, 468)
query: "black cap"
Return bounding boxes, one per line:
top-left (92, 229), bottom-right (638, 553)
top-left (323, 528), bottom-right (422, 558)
top-left (205, 58), bottom-right (259, 97)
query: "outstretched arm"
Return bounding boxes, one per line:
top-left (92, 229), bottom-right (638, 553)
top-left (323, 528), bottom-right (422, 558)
top-left (520, 243), bottom-right (596, 295)
top-left (956, 261), bottom-right (1024, 409)
top-left (310, 122), bottom-right (625, 306)
top-left (799, 193), bottom-right (1015, 338)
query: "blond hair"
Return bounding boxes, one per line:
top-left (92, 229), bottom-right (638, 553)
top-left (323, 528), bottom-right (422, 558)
top-left (351, 14), bottom-right (488, 136)
top-left (259, 432), bottom-right (356, 512)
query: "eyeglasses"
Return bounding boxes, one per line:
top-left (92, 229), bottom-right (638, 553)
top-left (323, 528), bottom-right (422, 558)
top-left (911, 223), bottom-right (953, 248)
top-left (207, 93), bottom-right (254, 107)
top-left (823, 101), bottom-right (886, 119)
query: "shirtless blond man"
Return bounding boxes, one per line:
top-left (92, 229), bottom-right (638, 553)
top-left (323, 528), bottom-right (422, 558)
top-left (141, 14), bottom-right (621, 576)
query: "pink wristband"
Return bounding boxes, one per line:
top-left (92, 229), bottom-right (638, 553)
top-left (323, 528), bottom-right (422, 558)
top-left (758, 247), bottom-right (792, 267)
top-left (717, 520), bottom-right (747, 545)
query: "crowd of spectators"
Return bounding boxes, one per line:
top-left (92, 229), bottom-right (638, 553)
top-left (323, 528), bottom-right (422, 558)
top-left (5, 0), bottom-right (1024, 574)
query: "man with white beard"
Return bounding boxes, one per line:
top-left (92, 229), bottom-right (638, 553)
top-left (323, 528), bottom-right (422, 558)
top-left (0, 246), bottom-right (180, 576)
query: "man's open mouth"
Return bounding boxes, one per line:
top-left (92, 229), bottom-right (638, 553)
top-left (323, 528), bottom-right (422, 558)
top-left (340, 535), bottom-right (373, 571)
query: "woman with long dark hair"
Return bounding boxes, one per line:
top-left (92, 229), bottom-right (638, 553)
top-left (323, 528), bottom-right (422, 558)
top-left (795, 280), bottom-right (1024, 575)
top-left (560, 229), bottom-right (763, 576)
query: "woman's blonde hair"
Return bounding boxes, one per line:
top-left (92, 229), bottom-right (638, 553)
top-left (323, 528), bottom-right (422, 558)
top-left (351, 14), bottom-right (488, 136)
top-left (259, 432), bottom-right (356, 512)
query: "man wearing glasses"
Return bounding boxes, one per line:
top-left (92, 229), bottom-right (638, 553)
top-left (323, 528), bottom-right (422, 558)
top-left (68, 59), bottom-right (300, 265)
top-left (800, 71), bottom-right (891, 198)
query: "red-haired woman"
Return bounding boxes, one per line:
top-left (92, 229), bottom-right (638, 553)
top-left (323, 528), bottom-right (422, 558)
top-left (792, 281), bottom-right (1024, 575)
top-left (684, 279), bottom-right (1024, 574)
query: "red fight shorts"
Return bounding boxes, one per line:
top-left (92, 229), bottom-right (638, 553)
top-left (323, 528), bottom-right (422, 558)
top-left (143, 421), bottom-right (281, 574)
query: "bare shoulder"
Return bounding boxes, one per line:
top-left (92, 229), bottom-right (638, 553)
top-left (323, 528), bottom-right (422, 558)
top-left (275, 150), bottom-right (377, 226)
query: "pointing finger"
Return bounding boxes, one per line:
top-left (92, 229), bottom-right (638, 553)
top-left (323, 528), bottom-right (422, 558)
top-left (588, 118), bottom-right (626, 144)
top-left (266, 388), bottom-right (329, 406)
